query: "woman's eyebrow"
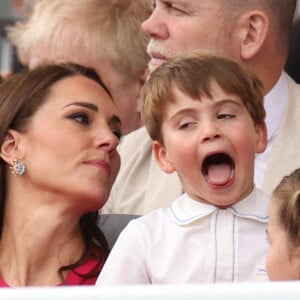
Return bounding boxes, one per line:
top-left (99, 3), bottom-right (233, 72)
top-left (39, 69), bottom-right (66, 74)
top-left (63, 101), bottom-right (98, 112)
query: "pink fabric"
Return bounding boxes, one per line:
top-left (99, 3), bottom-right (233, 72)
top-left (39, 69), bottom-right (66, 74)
top-left (0, 252), bottom-right (103, 287)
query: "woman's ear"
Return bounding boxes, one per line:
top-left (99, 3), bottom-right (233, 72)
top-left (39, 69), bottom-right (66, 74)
top-left (238, 11), bottom-right (270, 60)
top-left (153, 141), bottom-right (176, 174)
top-left (255, 122), bottom-right (268, 154)
top-left (0, 129), bottom-right (23, 164)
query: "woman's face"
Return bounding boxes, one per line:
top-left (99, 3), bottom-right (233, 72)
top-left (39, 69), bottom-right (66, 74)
top-left (266, 200), bottom-right (300, 280)
top-left (19, 75), bottom-right (121, 213)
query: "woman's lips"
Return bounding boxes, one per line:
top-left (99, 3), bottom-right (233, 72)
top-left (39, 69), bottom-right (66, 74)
top-left (85, 160), bottom-right (110, 175)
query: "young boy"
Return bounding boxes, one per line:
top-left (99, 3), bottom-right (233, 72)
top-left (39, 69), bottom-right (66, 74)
top-left (97, 52), bottom-right (270, 284)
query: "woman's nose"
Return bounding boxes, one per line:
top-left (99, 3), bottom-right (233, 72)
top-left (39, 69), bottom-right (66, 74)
top-left (95, 126), bottom-right (120, 152)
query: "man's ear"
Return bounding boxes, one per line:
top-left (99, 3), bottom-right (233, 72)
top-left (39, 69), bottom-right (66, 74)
top-left (238, 11), bottom-right (269, 60)
top-left (255, 122), bottom-right (268, 154)
top-left (153, 141), bottom-right (176, 174)
top-left (0, 129), bottom-right (23, 164)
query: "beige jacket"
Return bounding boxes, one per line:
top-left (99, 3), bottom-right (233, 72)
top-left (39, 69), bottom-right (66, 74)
top-left (262, 75), bottom-right (300, 193)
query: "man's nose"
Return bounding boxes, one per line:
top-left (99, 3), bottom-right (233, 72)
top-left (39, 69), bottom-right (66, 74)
top-left (141, 9), bottom-right (168, 39)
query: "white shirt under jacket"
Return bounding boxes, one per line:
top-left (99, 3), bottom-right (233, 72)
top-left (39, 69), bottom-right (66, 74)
top-left (97, 187), bottom-right (270, 285)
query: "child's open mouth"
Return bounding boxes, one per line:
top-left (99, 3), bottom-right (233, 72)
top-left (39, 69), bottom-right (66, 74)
top-left (201, 153), bottom-right (235, 188)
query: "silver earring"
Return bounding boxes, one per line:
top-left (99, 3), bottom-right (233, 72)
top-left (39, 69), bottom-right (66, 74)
top-left (10, 159), bottom-right (26, 175)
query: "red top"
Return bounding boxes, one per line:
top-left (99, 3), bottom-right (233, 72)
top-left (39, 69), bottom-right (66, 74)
top-left (0, 252), bottom-right (103, 287)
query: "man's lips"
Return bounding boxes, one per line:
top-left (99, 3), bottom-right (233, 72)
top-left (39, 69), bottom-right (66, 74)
top-left (85, 160), bottom-right (110, 175)
top-left (149, 52), bottom-right (167, 66)
top-left (150, 51), bottom-right (167, 60)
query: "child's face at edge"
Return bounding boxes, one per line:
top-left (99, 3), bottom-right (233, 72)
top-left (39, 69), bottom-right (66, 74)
top-left (153, 82), bottom-right (267, 207)
top-left (266, 200), bottom-right (300, 280)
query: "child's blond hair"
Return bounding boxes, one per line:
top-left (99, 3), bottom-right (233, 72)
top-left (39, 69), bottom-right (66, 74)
top-left (141, 52), bottom-right (265, 143)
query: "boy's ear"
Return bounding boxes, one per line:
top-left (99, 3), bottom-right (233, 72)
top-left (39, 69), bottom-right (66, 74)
top-left (0, 129), bottom-right (24, 164)
top-left (153, 141), bottom-right (176, 174)
top-left (237, 10), bottom-right (269, 60)
top-left (255, 122), bottom-right (268, 154)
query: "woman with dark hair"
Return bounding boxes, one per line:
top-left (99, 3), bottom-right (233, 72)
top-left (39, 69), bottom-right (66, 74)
top-left (0, 63), bottom-right (121, 286)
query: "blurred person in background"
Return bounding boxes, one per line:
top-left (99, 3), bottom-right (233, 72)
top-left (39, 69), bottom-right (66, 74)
top-left (7, 0), bottom-right (151, 134)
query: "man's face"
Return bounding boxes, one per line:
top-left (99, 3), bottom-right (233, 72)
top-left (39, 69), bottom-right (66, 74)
top-left (142, 0), bottom-right (238, 72)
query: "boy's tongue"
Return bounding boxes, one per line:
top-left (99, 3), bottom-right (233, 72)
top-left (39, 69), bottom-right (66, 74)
top-left (207, 163), bottom-right (232, 185)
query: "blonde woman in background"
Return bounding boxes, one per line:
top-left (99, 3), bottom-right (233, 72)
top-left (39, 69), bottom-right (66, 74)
top-left (7, 0), bottom-right (151, 134)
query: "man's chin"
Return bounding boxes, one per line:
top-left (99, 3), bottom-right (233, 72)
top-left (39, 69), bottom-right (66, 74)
top-left (148, 57), bottom-right (167, 73)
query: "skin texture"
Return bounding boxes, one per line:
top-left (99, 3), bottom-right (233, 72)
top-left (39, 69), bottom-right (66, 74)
top-left (153, 83), bottom-right (267, 208)
top-left (266, 200), bottom-right (300, 280)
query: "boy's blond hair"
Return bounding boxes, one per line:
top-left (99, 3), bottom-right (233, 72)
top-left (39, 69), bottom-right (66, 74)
top-left (141, 52), bottom-right (265, 143)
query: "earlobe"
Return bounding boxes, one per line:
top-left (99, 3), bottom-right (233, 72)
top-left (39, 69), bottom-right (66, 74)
top-left (255, 122), bottom-right (268, 154)
top-left (153, 141), bottom-right (175, 174)
top-left (240, 11), bottom-right (269, 60)
top-left (0, 129), bottom-right (23, 164)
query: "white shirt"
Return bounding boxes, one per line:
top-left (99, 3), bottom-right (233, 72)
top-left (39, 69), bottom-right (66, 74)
top-left (254, 72), bottom-right (288, 188)
top-left (97, 187), bottom-right (270, 285)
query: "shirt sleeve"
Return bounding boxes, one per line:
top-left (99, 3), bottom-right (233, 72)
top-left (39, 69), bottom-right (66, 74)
top-left (96, 219), bottom-right (151, 285)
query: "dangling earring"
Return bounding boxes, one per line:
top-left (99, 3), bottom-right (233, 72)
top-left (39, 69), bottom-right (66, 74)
top-left (10, 159), bottom-right (26, 175)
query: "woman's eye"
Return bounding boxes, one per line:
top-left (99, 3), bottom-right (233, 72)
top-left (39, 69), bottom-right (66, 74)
top-left (69, 113), bottom-right (90, 125)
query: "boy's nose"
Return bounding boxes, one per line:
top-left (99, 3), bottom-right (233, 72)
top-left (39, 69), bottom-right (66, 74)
top-left (201, 122), bottom-right (221, 143)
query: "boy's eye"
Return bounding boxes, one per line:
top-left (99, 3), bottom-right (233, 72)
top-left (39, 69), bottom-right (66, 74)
top-left (69, 113), bottom-right (90, 125)
top-left (178, 121), bottom-right (197, 129)
top-left (217, 114), bottom-right (235, 120)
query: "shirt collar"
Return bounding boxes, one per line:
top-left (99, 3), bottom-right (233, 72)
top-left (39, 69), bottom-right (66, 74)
top-left (264, 72), bottom-right (288, 141)
top-left (168, 187), bottom-right (270, 226)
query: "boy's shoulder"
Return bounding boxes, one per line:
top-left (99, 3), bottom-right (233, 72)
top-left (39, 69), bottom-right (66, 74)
top-left (230, 187), bottom-right (270, 222)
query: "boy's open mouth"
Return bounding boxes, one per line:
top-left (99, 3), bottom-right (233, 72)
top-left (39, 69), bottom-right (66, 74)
top-left (201, 153), bottom-right (235, 187)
